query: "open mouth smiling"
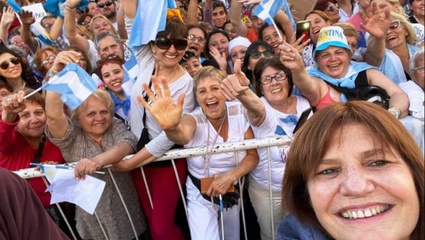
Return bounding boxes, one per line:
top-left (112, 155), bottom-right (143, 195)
top-left (339, 205), bottom-right (391, 220)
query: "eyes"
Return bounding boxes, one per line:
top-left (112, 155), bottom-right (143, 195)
top-left (315, 160), bottom-right (390, 178)
top-left (87, 110), bottom-right (109, 117)
top-left (263, 32), bottom-right (279, 43)
top-left (19, 110), bottom-right (45, 119)
top-left (319, 50), bottom-right (346, 59)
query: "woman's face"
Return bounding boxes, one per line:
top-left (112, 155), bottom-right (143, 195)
top-left (208, 32), bottom-right (229, 58)
top-left (91, 17), bottom-right (113, 36)
top-left (181, 57), bottom-right (202, 78)
top-left (412, 57), bottom-right (425, 90)
top-left (306, 13), bottom-right (331, 44)
top-left (247, 46), bottom-right (273, 71)
top-left (409, 0), bottom-right (425, 18)
top-left (212, 6), bottom-right (227, 28)
top-left (74, 51), bottom-right (88, 71)
top-left (0, 53), bottom-right (22, 80)
top-left (385, 19), bottom-right (408, 50)
top-left (259, 66), bottom-right (291, 106)
top-left (196, 77), bottom-right (227, 120)
top-left (307, 124), bottom-right (420, 240)
top-left (373, 0), bottom-right (398, 13)
top-left (316, 46), bottom-right (351, 78)
top-left (87, 2), bottom-right (100, 16)
top-left (224, 22), bottom-right (237, 40)
top-left (230, 45), bottom-right (248, 64)
top-left (77, 95), bottom-right (112, 141)
top-left (100, 62), bottom-right (124, 93)
top-left (323, 2), bottom-right (341, 23)
top-left (261, 25), bottom-right (285, 55)
top-left (153, 35), bottom-right (187, 68)
top-left (16, 101), bottom-right (47, 139)
top-left (40, 50), bottom-right (56, 72)
top-left (82, 15), bottom-right (92, 31)
top-left (187, 28), bottom-right (206, 57)
top-left (0, 87), bottom-right (12, 112)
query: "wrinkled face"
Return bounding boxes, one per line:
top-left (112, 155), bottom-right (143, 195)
top-left (409, 0), bottom-right (425, 18)
top-left (346, 36), bottom-right (358, 55)
top-left (97, 0), bottom-right (116, 19)
top-left (316, 46), bottom-right (351, 78)
top-left (77, 96), bottom-right (112, 140)
top-left (259, 66), bottom-right (290, 106)
top-left (98, 36), bottom-right (124, 59)
top-left (0, 87), bottom-right (12, 112)
top-left (0, 53), bottom-right (22, 80)
top-left (152, 35), bottom-right (187, 68)
top-left (100, 62), bottom-right (124, 93)
top-left (261, 25), bottom-right (285, 55)
top-left (411, 57), bottom-right (425, 90)
top-left (308, 124), bottom-right (419, 240)
top-left (16, 101), bottom-right (46, 139)
top-left (41, 17), bottom-right (55, 33)
top-left (385, 19), bottom-right (407, 50)
top-left (208, 32), bottom-right (229, 58)
top-left (196, 77), bottom-right (227, 120)
top-left (229, 45), bottom-right (248, 64)
top-left (306, 13), bottom-right (331, 45)
top-left (87, 2), bottom-right (100, 16)
top-left (181, 57), bottom-right (202, 78)
top-left (212, 6), bottom-right (227, 28)
top-left (187, 28), bottom-right (206, 57)
top-left (91, 17), bottom-right (114, 36)
top-left (9, 35), bottom-right (30, 54)
top-left (224, 22), bottom-right (237, 40)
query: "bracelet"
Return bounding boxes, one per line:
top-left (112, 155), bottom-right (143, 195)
top-left (47, 69), bottom-right (58, 79)
top-left (388, 107), bottom-right (401, 119)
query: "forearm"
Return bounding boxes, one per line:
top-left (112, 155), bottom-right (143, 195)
top-left (126, 147), bottom-right (156, 168)
top-left (227, 149), bottom-right (258, 182)
top-left (389, 91), bottom-right (409, 118)
top-left (230, 0), bottom-right (247, 36)
top-left (20, 24), bottom-right (38, 53)
top-left (0, 22), bottom-right (11, 44)
top-left (117, 3), bottom-right (128, 39)
top-left (121, 0), bottom-right (137, 19)
top-left (186, 0), bottom-right (198, 24)
top-left (1, 111), bottom-right (18, 123)
top-left (45, 90), bottom-right (68, 138)
top-left (93, 142), bottom-right (134, 166)
top-left (49, 17), bottom-right (64, 40)
top-left (275, 10), bottom-right (295, 41)
top-left (365, 36), bottom-right (386, 67)
top-left (237, 89), bottom-right (265, 126)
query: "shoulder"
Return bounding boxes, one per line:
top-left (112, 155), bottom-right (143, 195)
top-left (278, 214), bottom-right (330, 240)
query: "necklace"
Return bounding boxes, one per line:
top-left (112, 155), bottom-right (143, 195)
top-left (203, 113), bottom-right (226, 177)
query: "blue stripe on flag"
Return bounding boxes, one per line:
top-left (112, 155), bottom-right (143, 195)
top-left (252, 0), bottom-right (285, 26)
top-left (42, 64), bottom-right (97, 110)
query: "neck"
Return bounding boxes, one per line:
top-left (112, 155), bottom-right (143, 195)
top-left (339, 0), bottom-right (354, 16)
top-left (207, 112), bottom-right (226, 131)
top-left (155, 64), bottom-right (183, 82)
top-left (414, 15), bottom-right (424, 26)
top-left (23, 135), bottom-right (41, 148)
top-left (392, 44), bottom-right (410, 68)
top-left (270, 96), bottom-right (296, 114)
top-left (114, 90), bottom-right (126, 100)
top-left (6, 77), bottom-right (25, 91)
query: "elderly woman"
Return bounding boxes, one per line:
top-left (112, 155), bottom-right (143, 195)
top-left (137, 66), bottom-right (258, 240)
top-left (280, 26), bottom-right (408, 117)
top-left (228, 36), bottom-right (251, 65)
top-left (33, 46), bottom-right (60, 77)
top-left (279, 101), bottom-right (424, 240)
top-left (221, 58), bottom-right (311, 240)
top-left (0, 41), bottom-right (41, 91)
top-left (187, 24), bottom-right (208, 62)
top-left (44, 50), bottom-right (146, 239)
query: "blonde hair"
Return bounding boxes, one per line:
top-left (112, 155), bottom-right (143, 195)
top-left (89, 14), bottom-right (118, 36)
top-left (71, 89), bottom-right (114, 121)
top-left (391, 12), bottom-right (418, 46)
top-left (193, 66), bottom-right (226, 97)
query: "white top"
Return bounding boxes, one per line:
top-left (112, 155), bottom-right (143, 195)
top-left (185, 101), bottom-right (250, 179)
top-left (250, 96), bottom-right (311, 191)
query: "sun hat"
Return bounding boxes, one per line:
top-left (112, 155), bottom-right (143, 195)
top-left (314, 26), bottom-right (351, 58)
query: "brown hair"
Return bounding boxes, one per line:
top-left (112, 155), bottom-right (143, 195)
top-left (96, 56), bottom-right (125, 81)
top-left (333, 22), bottom-right (360, 41)
top-left (21, 88), bottom-right (45, 110)
top-left (282, 101), bottom-right (424, 239)
top-left (33, 46), bottom-right (60, 76)
top-left (305, 10), bottom-right (330, 22)
top-left (253, 57), bottom-right (293, 98)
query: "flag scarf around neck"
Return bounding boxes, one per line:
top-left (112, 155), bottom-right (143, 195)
top-left (252, 0), bottom-right (285, 25)
top-left (42, 63), bottom-right (98, 110)
top-left (129, 0), bottom-right (177, 48)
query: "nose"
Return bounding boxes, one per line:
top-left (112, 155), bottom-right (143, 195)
top-left (339, 165), bottom-right (375, 197)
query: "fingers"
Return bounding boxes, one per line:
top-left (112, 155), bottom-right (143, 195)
top-left (176, 92), bottom-right (186, 108)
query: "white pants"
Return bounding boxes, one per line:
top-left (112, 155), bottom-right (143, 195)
top-left (186, 178), bottom-right (240, 240)
top-left (248, 177), bottom-right (283, 240)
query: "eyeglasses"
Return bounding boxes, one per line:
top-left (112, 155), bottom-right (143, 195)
top-left (224, 28), bottom-right (237, 34)
top-left (0, 57), bottom-right (20, 70)
top-left (389, 19), bottom-right (401, 30)
top-left (81, 21), bottom-right (91, 26)
top-left (250, 50), bottom-right (273, 59)
top-left (187, 34), bottom-right (206, 44)
top-left (413, 65), bottom-right (425, 74)
top-left (260, 71), bottom-right (287, 85)
top-left (41, 54), bottom-right (56, 66)
top-left (155, 37), bottom-right (188, 51)
top-left (327, 3), bottom-right (339, 12)
top-left (97, 0), bottom-right (114, 8)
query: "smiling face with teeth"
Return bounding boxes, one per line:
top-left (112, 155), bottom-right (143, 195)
top-left (316, 46), bottom-right (351, 78)
top-left (307, 124), bottom-right (420, 240)
top-left (305, 12), bottom-right (331, 45)
top-left (100, 62), bottom-right (125, 94)
top-left (409, 0), bottom-right (425, 19)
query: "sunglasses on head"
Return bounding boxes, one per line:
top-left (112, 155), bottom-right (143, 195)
top-left (97, 0), bottom-right (114, 8)
top-left (0, 57), bottom-right (20, 70)
top-left (250, 50), bottom-right (273, 59)
top-left (155, 37), bottom-right (188, 51)
top-left (389, 19), bottom-right (401, 30)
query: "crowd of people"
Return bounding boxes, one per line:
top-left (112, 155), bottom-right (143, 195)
top-left (0, 0), bottom-right (423, 239)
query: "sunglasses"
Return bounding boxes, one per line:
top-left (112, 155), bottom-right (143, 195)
top-left (155, 37), bottom-right (188, 51)
top-left (389, 19), bottom-right (401, 30)
top-left (250, 50), bottom-right (273, 59)
top-left (97, 0), bottom-right (114, 8)
top-left (187, 34), bottom-right (206, 44)
top-left (327, 3), bottom-right (339, 12)
top-left (0, 57), bottom-right (20, 70)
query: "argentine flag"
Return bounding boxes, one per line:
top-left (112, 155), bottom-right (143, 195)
top-left (252, 0), bottom-right (285, 26)
top-left (42, 64), bottom-right (98, 110)
top-left (122, 52), bottom-right (138, 95)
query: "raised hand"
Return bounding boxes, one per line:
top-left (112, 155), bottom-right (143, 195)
top-left (1, 90), bottom-right (26, 116)
top-left (279, 40), bottom-right (305, 72)
top-left (209, 46), bottom-right (228, 71)
top-left (221, 59), bottom-right (250, 100)
top-left (136, 76), bottom-right (186, 130)
top-left (1, 7), bottom-right (16, 26)
top-left (50, 50), bottom-right (81, 73)
top-left (359, 1), bottom-right (391, 39)
top-left (18, 10), bottom-right (35, 26)
top-left (289, 32), bottom-right (311, 55)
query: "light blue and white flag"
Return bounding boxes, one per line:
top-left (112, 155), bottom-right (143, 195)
top-left (129, 0), bottom-right (176, 48)
top-left (252, 0), bottom-right (285, 26)
top-left (42, 64), bottom-right (97, 110)
top-left (122, 52), bottom-right (138, 95)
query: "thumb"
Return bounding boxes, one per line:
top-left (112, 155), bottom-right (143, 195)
top-left (234, 59), bottom-right (243, 75)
